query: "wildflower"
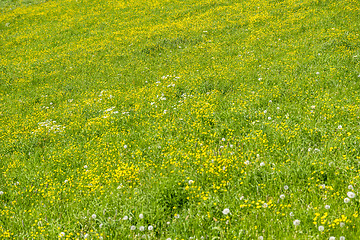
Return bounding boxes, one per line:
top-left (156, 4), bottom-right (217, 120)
top-left (123, 216), bottom-right (129, 220)
top-left (290, 212), bottom-right (294, 217)
top-left (260, 162), bottom-right (265, 167)
top-left (139, 213), bottom-right (144, 219)
top-left (338, 125), bottom-right (343, 129)
top-left (175, 214), bottom-right (180, 219)
top-left (293, 219), bottom-right (300, 226)
top-left (268, 117), bottom-right (271, 120)
top-left (348, 185), bottom-right (354, 190)
top-left (84, 165), bottom-right (88, 169)
top-left (347, 191), bottom-right (356, 198)
top-left (325, 205), bottom-right (330, 209)
top-left (0, 191), bottom-right (3, 195)
top-left (264, 110), bottom-right (267, 114)
top-left (318, 225), bottom-right (324, 232)
top-left (84, 233), bottom-right (89, 239)
top-left (139, 226), bottom-right (145, 231)
top-left (258, 236), bottom-right (264, 240)
top-left (284, 185), bottom-right (289, 190)
top-left (244, 161), bottom-right (250, 165)
top-left (124, 145), bottom-right (128, 149)
top-left (188, 180), bottom-right (194, 185)
top-left (269, 100), bottom-right (272, 103)
top-left (262, 203), bottom-right (268, 208)
top-left (130, 226), bottom-right (136, 230)
top-left (64, 179), bottom-right (68, 183)
top-left (340, 222), bottom-right (345, 227)
top-left (148, 225), bottom-right (153, 231)
top-left (344, 198), bottom-right (350, 203)
top-left (99, 224), bottom-right (103, 228)
top-left (222, 138), bottom-right (226, 141)
top-left (222, 208), bottom-right (230, 215)
top-left (311, 105), bottom-right (316, 109)
top-left (329, 237), bottom-right (335, 240)
top-left (92, 214), bottom-right (96, 219)
top-left (340, 236), bottom-right (345, 240)
top-left (316, 72), bottom-right (320, 75)
top-left (59, 232), bottom-right (65, 237)
top-left (276, 107), bottom-right (280, 110)
top-left (280, 194), bottom-right (285, 199)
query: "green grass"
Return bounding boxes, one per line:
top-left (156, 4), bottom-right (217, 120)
top-left (1, 0), bottom-right (360, 239)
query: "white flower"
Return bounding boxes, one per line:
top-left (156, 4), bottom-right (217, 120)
top-left (188, 180), bottom-right (194, 185)
top-left (293, 219), bottom-right (300, 226)
top-left (123, 216), bottom-right (129, 220)
top-left (269, 100), bottom-right (272, 103)
top-left (329, 237), bottom-right (335, 240)
top-left (276, 107), bottom-right (280, 110)
top-left (290, 212), bottom-right (294, 217)
top-left (340, 222), bottom-right (345, 227)
top-left (262, 203), bottom-right (268, 208)
top-left (258, 236), bottom-right (264, 240)
top-left (92, 214), bottom-right (96, 219)
top-left (124, 145), bottom-right (128, 149)
top-left (130, 225), bottom-right (136, 230)
top-left (318, 225), bottom-right (324, 232)
top-left (59, 232), bottom-right (65, 237)
top-left (280, 194), bottom-right (285, 199)
top-left (264, 110), bottom-right (267, 114)
top-left (260, 162), bottom-right (265, 167)
top-left (99, 224), bottom-right (103, 228)
top-left (222, 208), bottom-right (230, 215)
top-left (325, 205), bottom-right (330, 209)
top-left (222, 138), bottom-right (226, 141)
top-left (139, 213), bottom-right (144, 219)
top-left (348, 185), bottom-right (354, 190)
top-left (316, 72), bottom-right (320, 75)
top-left (344, 198), bottom-right (350, 203)
top-left (174, 214), bottom-right (180, 219)
top-left (347, 191), bottom-right (356, 198)
top-left (284, 185), bottom-right (289, 190)
top-left (166, 238), bottom-right (172, 240)
top-left (311, 105), bottom-right (316, 109)
top-left (84, 165), bottom-right (88, 169)
top-left (338, 125), bottom-right (343, 129)
top-left (148, 225), bottom-right (153, 231)
top-left (139, 226), bottom-right (145, 231)
top-left (340, 236), bottom-right (345, 240)
top-left (244, 161), bottom-right (250, 165)
top-left (64, 179), bottom-right (68, 183)
top-left (84, 233), bottom-right (89, 239)
top-left (0, 191), bottom-right (4, 195)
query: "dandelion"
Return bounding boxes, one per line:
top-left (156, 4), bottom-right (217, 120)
top-left (84, 165), bottom-right (88, 169)
top-left (338, 125), bottom-right (343, 129)
top-left (222, 208), bottom-right (230, 215)
top-left (123, 216), bottom-right (129, 220)
top-left (344, 198), bottom-right (350, 203)
top-left (316, 72), bottom-right (320, 75)
top-left (59, 232), bottom-right (65, 237)
top-left (99, 224), bottom-right (103, 228)
top-left (139, 213), bottom-right (144, 219)
top-left (268, 117), bottom-right (271, 120)
top-left (139, 226), bottom-right (145, 231)
top-left (64, 179), bottom-right (68, 183)
top-left (293, 219), bottom-right (300, 226)
top-left (340, 222), bottom-right (345, 227)
top-left (347, 191), bottom-right (356, 198)
top-left (124, 145), bottom-right (128, 149)
top-left (311, 105), bottom-right (316, 109)
top-left (340, 236), bottom-right (345, 240)
top-left (262, 203), bottom-right (268, 208)
top-left (290, 212), bottom-right (294, 217)
top-left (258, 236), bottom-right (264, 240)
top-left (244, 161), bottom-right (250, 165)
top-left (188, 180), bottom-right (194, 185)
top-left (260, 162), bottom-right (265, 167)
top-left (130, 226), bottom-right (136, 230)
top-left (348, 185), bottom-right (354, 190)
top-left (318, 225), bottom-right (324, 232)
top-left (0, 191), bottom-right (4, 195)
top-left (280, 194), bottom-right (285, 199)
top-left (92, 214), bottom-right (96, 219)
top-left (148, 225), bottom-right (153, 231)
top-left (175, 214), bottom-right (180, 219)
top-left (284, 185), bottom-right (289, 190)
top-left (84, 233), bottom-right (89, 239)
top-left (329, 237), bottom-right (335, 240)
top-left (325, 205), bottom-right (330, 209)
top-left (222, 138), bottom-right (226, 141)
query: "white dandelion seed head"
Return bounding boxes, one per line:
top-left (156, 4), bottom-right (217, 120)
top-left (348, 185), bottom-right (354, 190)
top-left (59, 232), bottom-right (65, 237)
top-left (123, 216), bottom-right (129, 220)
top-left (347, 191), bottom-right (356, 198)
top-left (340, 236), bottom-right (345, 240)
top-left (148, 225), bottom-right (153, 231)
top-left (130, 225), bottom-right (136, 230)
top-left (99, 223), bottom-right (103, 228)
top-left (293, 219), bottom-right (300, 226)
top-left (340, 222), bottom-right (345, 227)
top-left (124, 144), bottom-right (128, 149)
top-left (338, 125), bottom-right (343, 129)
top-left (329, 237), bottom-right (336, 240)
top-left (260, 162), bottom-right (265, 167)
top-left (268, 117), bottom-right (272, 120)
top-left (316, 72), bottom-right (320, 75)
top-left (318, 225), bottom-right (324, 232)
top-left (325, 205), bottom-right (330, 209)
top-left (262, 203), bottom-right (268, 208)
top-left (0, 191), bottom-right (4, 195)
top-left (280, 194), bottom-right (285, 199)
top-left (284, 185), bottom-right (289, 190)
top-left (222, 138), bottom-right (226, 141)
top-left (290, 212), bottom-right (294, 217)
top-left (91, 214), bottom-right (96, 219)
top-left (84, 233), bottom-right (89, 239)
top-left (139, 213), bottom-right (144, 219)
top-left (84, 165), bottom-right (88, 169)
top-left (222, 208), bottom-right (230, 215)
top-left (258, 236), bottom-right (264, 240)
top-left (244, 160), bottom-right (250, 165)
top-left (188, 180), bottom-right (194, 185)
top-left (139, 226), bottom-right (145, 231)
top-left (175, 214), bottom-right (180, 219)
top-left (344, 198), bottom-right (350, 203)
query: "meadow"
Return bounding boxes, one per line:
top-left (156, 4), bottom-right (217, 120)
top-left (0, 0), bottom-right (360, 239)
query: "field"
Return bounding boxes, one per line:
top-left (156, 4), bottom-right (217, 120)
top-left (1, 0), bottom-right (360, 239)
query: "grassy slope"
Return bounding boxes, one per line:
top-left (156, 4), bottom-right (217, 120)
top-left (1, 0), bottom-right (360, 239)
